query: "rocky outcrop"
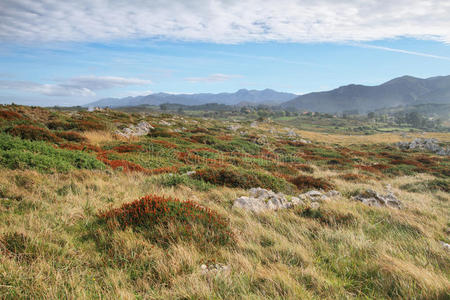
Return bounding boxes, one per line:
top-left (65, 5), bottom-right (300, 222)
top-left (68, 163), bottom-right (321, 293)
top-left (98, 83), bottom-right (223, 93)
top-left (352, 188), bottom-right (402, 209)
top-left (115, 121), bottom-right (154, 138)
top-left (233, 187), bottom-right (303, 212)
top-left (397, 138), bottom-right (449, 156)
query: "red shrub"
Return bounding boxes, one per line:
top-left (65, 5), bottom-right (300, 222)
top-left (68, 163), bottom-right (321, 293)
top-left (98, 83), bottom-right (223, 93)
top-left (390, 159), bottom-right (422, 167)
top-left (98, 151), bottom-right (177, 175)
top-left (8, 125), bottom-right (61, 143)
top-left (289, 175), bottom-right (334, 191)
top-left (0, 110), bottom-right (23, 120)
top-left (73, 120), bottom-right (106, 131)
top-left (55, 131), bottom-right (87, 142)
top-left (98, 194), bottom-right (233, 246)
top-left (113, 144), bottom-right (144, 153)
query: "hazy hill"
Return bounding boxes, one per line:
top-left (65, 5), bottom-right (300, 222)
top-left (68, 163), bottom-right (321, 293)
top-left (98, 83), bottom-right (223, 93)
top-left (281, 75), bottom-right (450, 113)
top-left (86, 89), bottom-right (297, 108)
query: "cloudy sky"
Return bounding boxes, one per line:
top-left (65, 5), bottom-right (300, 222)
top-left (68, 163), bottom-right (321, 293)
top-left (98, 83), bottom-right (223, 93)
top-left (1, 0), bottom-right (449, 106)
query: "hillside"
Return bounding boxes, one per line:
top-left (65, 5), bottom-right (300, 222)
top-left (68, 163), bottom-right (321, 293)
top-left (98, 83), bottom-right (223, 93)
top-left (87, 89), bottom-right (297, 108)
top-left (0, 105), bottom-right (449, 299)
top-left (282, 75), bottom-right (450, 113)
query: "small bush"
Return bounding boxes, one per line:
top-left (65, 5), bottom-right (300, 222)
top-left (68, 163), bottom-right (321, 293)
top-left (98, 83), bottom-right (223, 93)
top-left (55, 131), bottom-right (87, 142)
top-left (289, 175), bottom-right (334, 191)
top-left (0, 232), bottom-right (37, 262)
top-left (0, 110), bottom-right (23, 120)
top-left (99, 195), bottom-right (233, 247)
top-left (157, 174), bottom-right (215, 191)
top-left (112, 144), bottom-right (144, 153)
top-left (0, 133), bottom-right (104, 172)
top-left (298, 206), bottom-right (357, 227)
top-left (194, 167), bottom-right (293, 192)
top-left (8, 125), bottom-right (62, 143)
top-left (400, 179), bottom-right (450, 193)
top-left (147, 127), bottom-right (173, 138)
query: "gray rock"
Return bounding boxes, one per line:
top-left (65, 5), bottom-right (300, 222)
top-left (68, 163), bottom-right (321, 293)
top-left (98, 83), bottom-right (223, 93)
top-left (115, 121), bottom-right (154, 137)
top-left (397, 138), bottom-right (449, 156)
top-left (234, 188), bottom-right (302, 212)
top-left (352, 189), bottom-right (402, 209)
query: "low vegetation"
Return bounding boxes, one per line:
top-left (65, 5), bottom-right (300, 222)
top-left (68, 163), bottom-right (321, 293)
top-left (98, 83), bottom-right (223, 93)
top-left (0, 104), bottom-right (448, 299)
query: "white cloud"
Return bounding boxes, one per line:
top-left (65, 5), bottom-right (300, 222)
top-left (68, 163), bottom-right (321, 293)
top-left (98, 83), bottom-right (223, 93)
top-left (353, 44), bottom-right (450, 61)
top-left (184, 73), bottom-right (241, 83)
top-left (1, 0), bottom-right (450, 44)
top-left (0, 76), bottom-right (152, 97)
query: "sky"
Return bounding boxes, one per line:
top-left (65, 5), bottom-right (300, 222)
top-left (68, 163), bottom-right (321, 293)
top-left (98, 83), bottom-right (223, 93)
top-left (0, 0), bottom-right (450, 106)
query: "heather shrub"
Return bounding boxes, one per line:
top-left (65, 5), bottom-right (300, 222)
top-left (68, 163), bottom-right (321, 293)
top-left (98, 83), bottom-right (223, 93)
top-left (147, 127), bottom-right (173, 137)
top-left (194, 167), bottom-right (293, 192)
top-left (289, 175), bottom-right (334, 191)
top-left (55, 131), bottom-right (87, 142)
top-left (157, 174), bottom-right (215, 191)
top-left (8, 125), bottom-right (62, 143)
top-left (0, 133), bottom-right (104, 172)
top-left (400, 179), bottom-right (450, 193)
top-left (112, 144), bottom-right (144, 153)
top-left (0, 110), bottom-right (23, 120)
top-left (98, 195), bottom-right (233, 247)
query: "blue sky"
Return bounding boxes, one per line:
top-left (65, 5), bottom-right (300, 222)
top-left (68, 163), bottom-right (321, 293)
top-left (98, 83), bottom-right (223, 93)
top-left (1, 0), bottom-right (449, 106)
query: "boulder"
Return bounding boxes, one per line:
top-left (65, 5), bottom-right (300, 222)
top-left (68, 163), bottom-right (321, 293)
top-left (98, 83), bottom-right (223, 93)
top-left (397, 138), bottom-right (449, 156)
top-left (352, 189), bottom-right (402, 209)
top-left (115, 121), bottom-right (154, 138)
top-left (233, 187), bottom-right (303, 212)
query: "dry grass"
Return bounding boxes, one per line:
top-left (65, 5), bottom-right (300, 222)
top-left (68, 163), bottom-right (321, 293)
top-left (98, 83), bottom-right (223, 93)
top-left (0, 167), bottom-right (448, 299)
top-left (82, 130), bottom-right (119, 145)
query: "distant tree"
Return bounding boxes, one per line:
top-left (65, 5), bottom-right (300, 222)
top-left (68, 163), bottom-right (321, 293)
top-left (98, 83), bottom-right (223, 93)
top-left (367, 112), bottom-right (375, 119)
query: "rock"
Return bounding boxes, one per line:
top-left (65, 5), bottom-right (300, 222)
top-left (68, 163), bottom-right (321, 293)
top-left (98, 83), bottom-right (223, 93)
top-left (352, 189), bottom-right (402, 209)
top-left (298, 190), bottom-right (340, 203)
top-left (310, 202), bottom-right (320, 209)
top-left (397, 138), bottom-right (449, 156)
top-left (234, 188), bottom-right (304, 212)
top-left (200, 264), bottom-right (207, 270)
top-left (185, 171), bottom-right (196, 176)
top-left (441, 241), bottom-right (450, 251)
top-left (115, 121), bottom-right (154, 138)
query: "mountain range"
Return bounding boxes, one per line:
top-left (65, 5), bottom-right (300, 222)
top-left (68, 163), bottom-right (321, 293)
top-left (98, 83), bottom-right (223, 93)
top-left (86, 75), bottom-right (450, 113)
top-left (86, 89), bottom-right (297, 108)
top-left (281, 75), bottom-right (450, 113)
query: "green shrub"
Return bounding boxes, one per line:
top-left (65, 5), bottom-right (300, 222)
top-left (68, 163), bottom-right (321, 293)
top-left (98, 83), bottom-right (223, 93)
top-left (400, 179), bottom-right (450, 193)
top-left (157, 174), bottom-right (215, 191)
top-left (194, 167), bottom-right (293, 193)
top-left (0, 133), bottom-right (104, 172)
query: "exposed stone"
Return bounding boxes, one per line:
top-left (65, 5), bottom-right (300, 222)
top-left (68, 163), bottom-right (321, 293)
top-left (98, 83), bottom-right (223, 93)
top-left (299, 190), bottom-right (340, 202)
top-left (352, 189), bottom-right (402, 209)
top-left (397, 138), bottom-right (449, 156)
top-left (310, 202), bottom-right (320, 209)
top-left (115, 121), bottom-right (154, 138)
top-left (233, 187), bottom-right (305, 212)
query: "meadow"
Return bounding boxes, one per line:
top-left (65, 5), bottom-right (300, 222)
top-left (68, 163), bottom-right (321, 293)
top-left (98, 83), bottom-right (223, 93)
top-left (0, 105), bottom-right (449, 299)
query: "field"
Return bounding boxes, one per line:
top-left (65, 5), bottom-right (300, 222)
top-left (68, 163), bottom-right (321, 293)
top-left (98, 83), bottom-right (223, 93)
top-left (0, 105), bottom-right (449, 299)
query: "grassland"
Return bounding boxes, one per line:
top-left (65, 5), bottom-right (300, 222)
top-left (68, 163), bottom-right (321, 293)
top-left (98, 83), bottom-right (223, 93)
top-left (0, 105), bottom-right (449, 299)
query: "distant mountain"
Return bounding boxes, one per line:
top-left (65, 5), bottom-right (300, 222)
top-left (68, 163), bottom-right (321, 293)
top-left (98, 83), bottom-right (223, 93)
top-left (86, 89), bottom-right (297, 108)
top-left (281, 75), bottom-right (450, 113)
